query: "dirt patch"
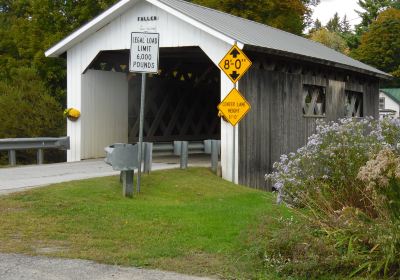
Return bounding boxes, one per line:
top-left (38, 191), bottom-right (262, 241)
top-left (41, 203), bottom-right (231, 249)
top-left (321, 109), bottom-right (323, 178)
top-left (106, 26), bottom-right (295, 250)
top-left (153, 252), bottom-right (227, 279)
top-left (32, 240), bottom-right (70, 255)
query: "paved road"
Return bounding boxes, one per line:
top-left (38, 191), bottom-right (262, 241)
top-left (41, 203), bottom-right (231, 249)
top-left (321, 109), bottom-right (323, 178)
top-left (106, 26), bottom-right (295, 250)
top-left (0, 156), bottom-right (211, 195)
top-left (0, 253), bottom-right (214, 280)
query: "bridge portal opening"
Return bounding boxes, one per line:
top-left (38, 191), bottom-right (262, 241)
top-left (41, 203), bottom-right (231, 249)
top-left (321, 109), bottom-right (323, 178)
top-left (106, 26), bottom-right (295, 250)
top-left (86, 46), bottom-right (221, 144)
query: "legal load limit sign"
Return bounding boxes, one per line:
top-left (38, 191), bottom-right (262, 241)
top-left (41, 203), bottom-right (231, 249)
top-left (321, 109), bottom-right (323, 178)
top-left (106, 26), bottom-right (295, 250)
top-left (218, 88), bottom-right (251, 126)
top-left (130, 32), bottom-right (159, 73)
top-left (218, 45), bottom-right (252, 83)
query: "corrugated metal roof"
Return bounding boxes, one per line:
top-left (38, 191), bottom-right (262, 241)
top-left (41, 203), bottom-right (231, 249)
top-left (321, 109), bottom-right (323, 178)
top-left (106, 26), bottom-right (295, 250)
top-left (158, 0), bottom-right (388, 78)
top-left (381, 88), bottom-right (400, 104)
top-left (45, 0), bottom-right (390, 78)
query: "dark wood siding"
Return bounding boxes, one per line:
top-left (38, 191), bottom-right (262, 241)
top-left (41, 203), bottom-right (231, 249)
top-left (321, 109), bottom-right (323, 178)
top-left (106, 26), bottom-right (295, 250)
top-left (239, 55), bottom-right (380, 190)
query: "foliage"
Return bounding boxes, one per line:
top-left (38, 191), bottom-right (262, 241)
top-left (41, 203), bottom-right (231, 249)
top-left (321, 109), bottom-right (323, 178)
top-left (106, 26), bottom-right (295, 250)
top-left (350, 0), bottom-right (399, 49)
top-left (265, 118), bottom-right (400, 278)
top-left (188, 0), bottom-right (319, 35)
top-left (308, 18), bottom-right (322, 33)
top-left (309, 13), bottom-right (353, 53)
top-left (0, 0), bottom-right (119, 107)
top-left (353, 8), bottom-right (400, 83)
top-left (355, 0), bottom-right (397, 32)
top-left (0, 0), bottom-right (119, 161)
top-left (325, 12), bottom-right (342, 33)
top-left (0, 67), bottom-right (64, 138)
top-left (309, 28), bottom-right (349, 53)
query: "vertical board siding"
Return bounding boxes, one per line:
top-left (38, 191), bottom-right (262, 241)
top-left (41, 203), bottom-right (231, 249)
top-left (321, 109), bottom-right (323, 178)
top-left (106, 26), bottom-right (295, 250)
top-left (81, 70), bottom-right (128, 159)
top-left (239, 59), bottom-right (380, 190)
top-left (326, 80), bottom-right (346, 121)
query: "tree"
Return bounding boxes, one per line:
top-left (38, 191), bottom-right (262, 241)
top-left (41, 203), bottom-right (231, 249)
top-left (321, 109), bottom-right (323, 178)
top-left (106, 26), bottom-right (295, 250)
top-left (308, 18), bottom-right (322, 33)
top-left (0, 67), bottom-right (64, 138)
top-left (353, 8), bottom-right (400, 83)
top-left (340, 15), bottom-right (352, 34)
top-left (308, 13), bottom-right (353, 53)
top-left (188, 0), bottom-right (319, 35)
top-left (309, 28), bottom-right (349, 53)
top-left (326, 12), bottom-right (341, 33)
top-left (0, 0), bottom-right (119, 107)
top-left (352, 0), bottom-right (398, 48)
top-left (356, 0), bottom-right (394, 31)
top-left (314, 18), bottom-right (322, 29)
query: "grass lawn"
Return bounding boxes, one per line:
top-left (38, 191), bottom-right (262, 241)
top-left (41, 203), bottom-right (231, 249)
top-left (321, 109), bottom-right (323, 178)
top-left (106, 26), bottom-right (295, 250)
top-left (0, 168), bottom-right (293, 279)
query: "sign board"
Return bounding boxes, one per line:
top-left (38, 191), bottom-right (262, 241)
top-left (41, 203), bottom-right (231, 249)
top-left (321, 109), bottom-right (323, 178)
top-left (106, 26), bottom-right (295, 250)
top-left (130, 32), bottom-right (160, 73)
top-left (217, 88), bottom-right (251, 126)
top-left (218, 45), bottom-right (252, 83)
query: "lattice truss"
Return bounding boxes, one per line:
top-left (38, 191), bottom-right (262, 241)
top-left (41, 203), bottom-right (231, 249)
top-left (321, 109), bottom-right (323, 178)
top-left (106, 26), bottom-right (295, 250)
top-left (345, 90), bottom-right (363, 117)
top-left (302, 85), bottom-right (326, 116)
top-left (128, 65), bottom-right (220, 142)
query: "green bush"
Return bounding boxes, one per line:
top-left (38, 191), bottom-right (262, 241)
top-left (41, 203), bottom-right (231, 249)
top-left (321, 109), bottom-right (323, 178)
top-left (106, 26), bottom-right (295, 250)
top-left (0, 67), bottom-right (65, 138)
top-left (265, 118), bottom-right (400, 278)
top-left (0, 67), bottom-right (65, 164)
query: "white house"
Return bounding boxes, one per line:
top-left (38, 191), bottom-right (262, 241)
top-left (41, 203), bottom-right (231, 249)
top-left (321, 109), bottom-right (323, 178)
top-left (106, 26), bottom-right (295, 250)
top-left (379, 89), bottom-right (400, 118)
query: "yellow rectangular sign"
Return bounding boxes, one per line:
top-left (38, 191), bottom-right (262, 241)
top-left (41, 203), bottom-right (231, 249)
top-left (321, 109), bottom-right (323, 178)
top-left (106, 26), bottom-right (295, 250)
top-left (218, 88), bottom-right (251, 126)
top-left (218, 45), bottom-right (252, 83)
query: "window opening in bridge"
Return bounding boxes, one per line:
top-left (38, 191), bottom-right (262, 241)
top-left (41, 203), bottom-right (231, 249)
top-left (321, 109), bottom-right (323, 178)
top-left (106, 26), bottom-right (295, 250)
top-left (302, 85), bottom-right (326, 117)
top-left (345, 90), bottom-right (363, 117)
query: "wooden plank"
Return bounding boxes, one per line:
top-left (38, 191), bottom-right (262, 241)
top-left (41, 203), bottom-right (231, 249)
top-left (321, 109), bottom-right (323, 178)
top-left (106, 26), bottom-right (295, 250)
top-left (326, 79), bottom-right (346, 121)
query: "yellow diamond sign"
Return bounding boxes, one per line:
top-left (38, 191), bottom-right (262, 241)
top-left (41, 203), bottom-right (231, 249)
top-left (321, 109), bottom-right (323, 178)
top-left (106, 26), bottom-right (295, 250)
top-left (218, 88), bottom-right (251, 126)
top-left (219, 45), bottom-right (252, 83)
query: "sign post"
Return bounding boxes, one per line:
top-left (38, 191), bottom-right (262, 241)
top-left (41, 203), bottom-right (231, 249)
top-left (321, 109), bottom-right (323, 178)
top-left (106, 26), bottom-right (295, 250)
top-left (218, 44), bottom-right (252, 183)
top-left (130, 32), bottom-right (159, 193)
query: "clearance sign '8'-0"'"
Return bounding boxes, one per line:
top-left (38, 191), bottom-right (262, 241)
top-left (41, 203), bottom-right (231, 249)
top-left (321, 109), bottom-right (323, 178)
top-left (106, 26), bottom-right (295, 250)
top-left (218, 45), bottom-right (252, 83)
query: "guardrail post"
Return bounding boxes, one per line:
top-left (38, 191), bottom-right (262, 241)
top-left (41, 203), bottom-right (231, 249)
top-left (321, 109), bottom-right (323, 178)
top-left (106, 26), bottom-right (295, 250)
top-left (37, 149), bottom-right (44, 164)
top-left (9, 150), bottom-right (16, 166)
top-left (143, 142), bottom-right (153, 174)
top-left (211, 140), bottom-right (219, 173)
top-left (121, 170), bottom-right (134, 198)
top-left (180, 141), bottom-right (188, 169)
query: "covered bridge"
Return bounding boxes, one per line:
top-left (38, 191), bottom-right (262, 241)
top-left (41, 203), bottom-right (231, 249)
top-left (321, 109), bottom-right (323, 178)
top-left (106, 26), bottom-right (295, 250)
top-left (46, 0), bottom-right (390, 190)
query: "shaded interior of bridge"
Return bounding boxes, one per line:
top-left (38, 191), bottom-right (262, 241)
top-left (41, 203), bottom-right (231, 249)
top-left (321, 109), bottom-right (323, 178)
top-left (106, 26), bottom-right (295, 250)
top-left (86, 46), bottom-right (221, 144)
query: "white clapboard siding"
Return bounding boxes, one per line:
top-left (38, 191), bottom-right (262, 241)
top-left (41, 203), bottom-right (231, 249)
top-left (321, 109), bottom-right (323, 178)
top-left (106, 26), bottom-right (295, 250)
top-left (379, 92), bottom-right (400, 118)
top-left (81, 70), bottom-right (128, 159)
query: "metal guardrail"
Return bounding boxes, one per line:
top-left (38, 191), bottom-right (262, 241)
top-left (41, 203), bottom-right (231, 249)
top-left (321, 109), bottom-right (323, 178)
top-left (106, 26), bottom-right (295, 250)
top-left (152, 140), bottom-right (220, 155)
top-left (148, 140), bottom-right (221, 172)
top-left (0, 137), bottom-right (70, 166)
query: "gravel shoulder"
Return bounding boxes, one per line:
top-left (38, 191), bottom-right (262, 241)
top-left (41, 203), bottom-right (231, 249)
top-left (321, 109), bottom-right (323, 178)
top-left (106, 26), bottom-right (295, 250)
top-left (0, 253), bottom-right (215, 280)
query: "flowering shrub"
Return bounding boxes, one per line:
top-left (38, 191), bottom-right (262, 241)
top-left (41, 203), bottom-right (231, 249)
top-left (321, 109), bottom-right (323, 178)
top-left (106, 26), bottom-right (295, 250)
top-left (264, 117), bottom-right (400, 278)
top-left (358, 148), bottom-right (400, 219)
top-left (266, 117), bottom-right (400, 208)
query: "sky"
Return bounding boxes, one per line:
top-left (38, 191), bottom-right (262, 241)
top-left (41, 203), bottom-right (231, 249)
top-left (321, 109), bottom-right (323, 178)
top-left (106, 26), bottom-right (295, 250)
top-left (312, 0), bottom-right (362, 29)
